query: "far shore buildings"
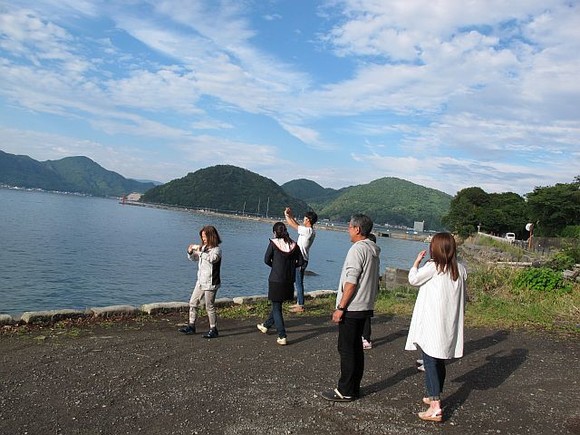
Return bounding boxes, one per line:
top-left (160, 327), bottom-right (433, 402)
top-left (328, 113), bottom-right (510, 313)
top-left (126, 192), bottom-right (142, 201)
top-left (413, 221), bottom-right (425, 233)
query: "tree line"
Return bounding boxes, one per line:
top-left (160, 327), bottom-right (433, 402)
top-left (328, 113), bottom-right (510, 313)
top-left (442, 176), bottom-right (580, 239)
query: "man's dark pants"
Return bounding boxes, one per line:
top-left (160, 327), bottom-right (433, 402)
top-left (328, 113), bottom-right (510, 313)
top-left (337, 316), bottom-right (366, 397)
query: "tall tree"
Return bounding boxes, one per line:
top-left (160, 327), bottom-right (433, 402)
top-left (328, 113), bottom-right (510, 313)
top-left (526, 177), bottom-right (580, 236)
top-left (442, 187), bottom-right (490, 237)
top-left (443, 188), bottom-right (528, 238)
top-left (486, 192), bottom-right (528, 238)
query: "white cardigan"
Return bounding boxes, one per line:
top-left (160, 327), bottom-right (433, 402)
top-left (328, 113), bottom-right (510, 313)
top-left (405, 261), bottom-right (467, 359)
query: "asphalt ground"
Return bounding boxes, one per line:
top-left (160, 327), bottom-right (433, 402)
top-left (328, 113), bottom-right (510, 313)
top-left (1, 312), bottom-right (579, 434)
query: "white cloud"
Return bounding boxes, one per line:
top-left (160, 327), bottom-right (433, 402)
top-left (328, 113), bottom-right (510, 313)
top-left (0, 0), bottom-right (578, 196)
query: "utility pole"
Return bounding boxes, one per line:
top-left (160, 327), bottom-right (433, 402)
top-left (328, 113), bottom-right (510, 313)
top-left (526, 223), bottom-right (534, 250)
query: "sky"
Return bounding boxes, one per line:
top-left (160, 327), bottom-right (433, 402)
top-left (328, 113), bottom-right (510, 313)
top-left (0, 1), bottom-right (579, 196)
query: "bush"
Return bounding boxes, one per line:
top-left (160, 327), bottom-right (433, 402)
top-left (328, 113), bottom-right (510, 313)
top-left (514, 267), bottom-right (573, 293)
top-left (548, 252), bottom-right (576, 271)
top-left (562, 239), bottom-right (580, 264)
top-left (560, 225), bottom-right (580, 238)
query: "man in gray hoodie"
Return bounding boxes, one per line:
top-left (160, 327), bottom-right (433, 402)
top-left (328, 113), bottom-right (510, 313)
top-left (321, 214), bottom-right (381, 402)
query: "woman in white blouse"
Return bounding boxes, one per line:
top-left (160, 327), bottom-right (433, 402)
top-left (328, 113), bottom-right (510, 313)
top-left (405, 232), bottom-right (467, 422)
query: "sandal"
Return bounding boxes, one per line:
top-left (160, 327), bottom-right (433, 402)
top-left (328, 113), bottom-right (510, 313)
top-left (418, 408), bottom-right (443, 422)
top-left (422, 397), bottom-right (432, 405)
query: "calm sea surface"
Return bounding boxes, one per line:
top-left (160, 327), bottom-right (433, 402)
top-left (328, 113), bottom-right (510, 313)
top-left (0, 188), bottom-right (427, 316)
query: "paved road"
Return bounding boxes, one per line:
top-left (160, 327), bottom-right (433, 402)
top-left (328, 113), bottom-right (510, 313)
top-left (1, 313), bottom-right (578, 434)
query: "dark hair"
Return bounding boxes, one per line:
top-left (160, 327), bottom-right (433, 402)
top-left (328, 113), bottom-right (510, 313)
top-left (305, 211), bottom-right (318, 225)
top-left (350, 214), bottom-right (373, 237)
top-left (200, 225), bottom-right (222, 248)
top-left (429, 232), bottom-right (459, 281)
top-left (272, 221), bottom-right (292, 244)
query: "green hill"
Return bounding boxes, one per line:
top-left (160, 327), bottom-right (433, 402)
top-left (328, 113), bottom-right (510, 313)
top-left (141, 165), bottom-right (309, 217)
top-left (319, 177), bottom-right (452, 230)
top-left (281, 178), bottom-right (346, 210)
top-left (0, 150), bottom-right (154, 197)
top-left (1, 150), bottom-right (451, 228)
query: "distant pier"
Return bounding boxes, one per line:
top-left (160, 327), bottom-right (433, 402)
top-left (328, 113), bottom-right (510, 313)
top-left (376, 230), bottom-right (427, 242)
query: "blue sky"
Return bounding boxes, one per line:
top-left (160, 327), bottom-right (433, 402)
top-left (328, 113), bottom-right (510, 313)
top-left (1, 0), bottom-right (578, 196)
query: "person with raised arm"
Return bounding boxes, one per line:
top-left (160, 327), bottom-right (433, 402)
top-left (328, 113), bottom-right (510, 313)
top-left (284, 207), bottom-right (318, 313)
top-left (405, 232), bottom-right (467, 422)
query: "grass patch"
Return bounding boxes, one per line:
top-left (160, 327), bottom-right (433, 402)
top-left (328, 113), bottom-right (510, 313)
top-left (374, 285), bottom-right (417, 317)
top-left (211, 297), bottom-right (337, 320)
top-left (465, 265), bottom-right (580, 332)
top-left (473, 235), bottom-right (530, 260)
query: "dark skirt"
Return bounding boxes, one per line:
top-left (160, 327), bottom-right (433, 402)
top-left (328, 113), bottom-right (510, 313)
top-left (268, 281), bottom-right (294, 302)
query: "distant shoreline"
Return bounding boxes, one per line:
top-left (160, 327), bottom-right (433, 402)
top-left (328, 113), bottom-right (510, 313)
top-left (121, 200), bottom-right (428, 241)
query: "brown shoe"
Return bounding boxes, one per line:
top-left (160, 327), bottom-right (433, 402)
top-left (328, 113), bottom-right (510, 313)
top-left (290, 305), bottom-right (305, 313)
top-left (418, 408), bottom-right (442, 422)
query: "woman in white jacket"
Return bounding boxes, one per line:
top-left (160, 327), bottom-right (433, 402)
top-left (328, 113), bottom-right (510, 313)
top-left (179, 225), bottom-right (222, 339)
top-left (405, 232), bottom-right (467, 422)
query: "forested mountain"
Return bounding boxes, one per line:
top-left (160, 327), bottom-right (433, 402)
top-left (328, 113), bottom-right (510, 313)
top-left (141, 165), bottom-right (309, 217)
top-left (2, 150), bottom-right (451, 229)
top-left (286, 177), bottom-right (452, 230)
top-left (0, 150), bottom-right (155, 197)
top-left (281, 179), bottom-right (346, 210)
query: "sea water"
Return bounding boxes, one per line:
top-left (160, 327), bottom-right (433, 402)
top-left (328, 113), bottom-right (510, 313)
top-left (0, 188), bottom-right (426, 316)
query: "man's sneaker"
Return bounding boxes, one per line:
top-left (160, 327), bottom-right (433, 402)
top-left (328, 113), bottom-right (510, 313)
top-left (276, 337), bottom-right (287, 345)
top-left (256, 323), bottom-right (268, 334)
top-left (416, 359), bottom-right (425, 371)
top-left (362, 338), bottom-right (373, 350)
top-left (178, 324), bottom-right (195, 335)
top-left (202, 327), bottom-right (219, 339)
top-left (321, 388), bottom-right (354, 402)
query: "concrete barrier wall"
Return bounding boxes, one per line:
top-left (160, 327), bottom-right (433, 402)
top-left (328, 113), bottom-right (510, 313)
top-left (0, 290), bottom-right (340, 326)
top-left (382, 267), bottom-right (411, 290)
top-left (1, 270), bottom-right (411, 326)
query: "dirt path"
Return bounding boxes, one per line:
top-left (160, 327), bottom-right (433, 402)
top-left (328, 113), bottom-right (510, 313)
top-left (1, 313), bottom-right (578, 434)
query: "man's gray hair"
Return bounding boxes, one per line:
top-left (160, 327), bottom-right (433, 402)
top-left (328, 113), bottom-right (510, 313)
top-left (350, 214), bottom-right (373, 237)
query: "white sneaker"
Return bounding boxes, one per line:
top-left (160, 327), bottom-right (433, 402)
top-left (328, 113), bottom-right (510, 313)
top-left (256, 323), bottom-right (268, 334)
top-left (362, 338), bottom-right (372, 350)
top-left (276, 337), bottom-right (287, 345)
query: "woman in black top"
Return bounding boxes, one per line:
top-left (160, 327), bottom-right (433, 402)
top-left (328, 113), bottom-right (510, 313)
top-left (257, 222), bottom-right (303, 345)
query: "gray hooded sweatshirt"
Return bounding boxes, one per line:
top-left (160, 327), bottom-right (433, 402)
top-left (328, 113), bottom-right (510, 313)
top-left (336, 238), bottom-right (381, 312)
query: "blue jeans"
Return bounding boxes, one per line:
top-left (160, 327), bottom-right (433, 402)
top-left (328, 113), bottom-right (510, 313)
top-left (295, 261), bottom-right (308, 306)
top-left (422, 351), bottom-right (446, 400)
top-left (263, 301), bottom-right (286, 338)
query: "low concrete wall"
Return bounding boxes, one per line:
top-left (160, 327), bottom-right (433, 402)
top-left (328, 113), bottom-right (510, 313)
top-left (1, 270), bottom-right (416, 327)
top-left (0, 290), bottom-right (339, 326)
top-left (382, 267), bottom-right (411, 290)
